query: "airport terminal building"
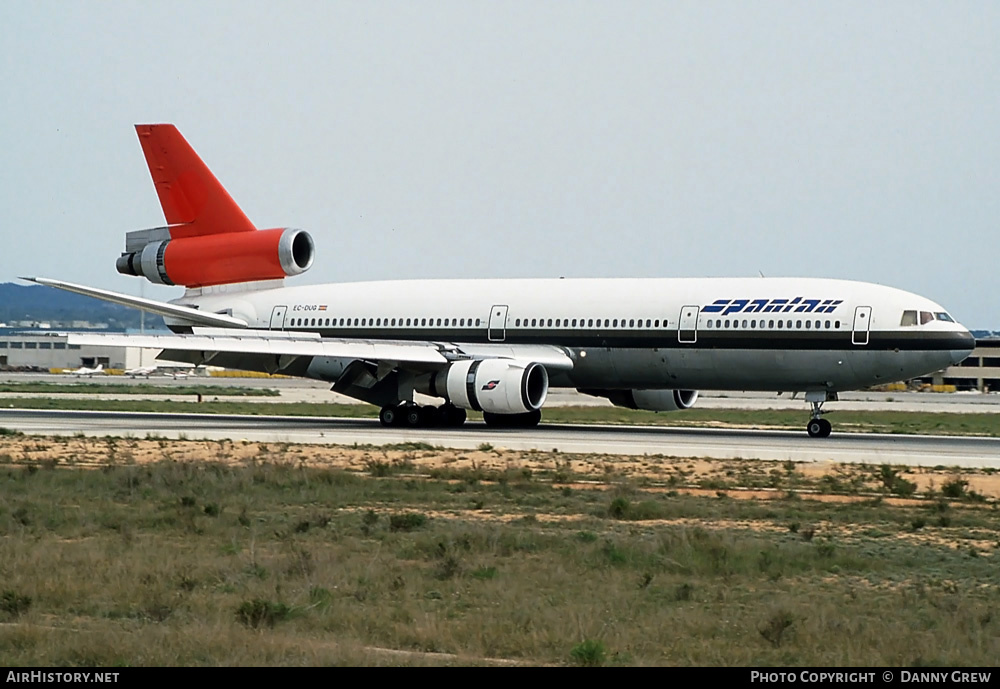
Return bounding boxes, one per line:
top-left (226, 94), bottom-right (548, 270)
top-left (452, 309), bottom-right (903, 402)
top-left (918, 337), bottom-right (1000, 392)
top-left (0, 330), bottom-right (157, 373)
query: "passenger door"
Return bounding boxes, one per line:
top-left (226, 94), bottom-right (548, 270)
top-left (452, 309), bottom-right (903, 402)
top-left (488, 305), bottom-right (508, 342)
top-left (270, 305), bottom-right (287, 331)
top-left (678, 306), bottom-right (699, 344)
top-left (852, 306), bottom-right (871, 346)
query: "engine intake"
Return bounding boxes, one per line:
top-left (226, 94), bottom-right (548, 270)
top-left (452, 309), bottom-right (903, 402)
top-left (582, 388), bottom-right (699, 412)
top-left (422, 360), bottom-right (549, 414)
top-left (116, 227), bottom-right (314, 288)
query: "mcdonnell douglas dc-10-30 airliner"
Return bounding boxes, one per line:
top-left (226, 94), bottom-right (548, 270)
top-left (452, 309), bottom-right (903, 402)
top-left (25, 125), bottom-right (975, 437)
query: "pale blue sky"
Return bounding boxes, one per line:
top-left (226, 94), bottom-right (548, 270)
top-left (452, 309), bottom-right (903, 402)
top-left (1, 2), bottom-right (998, 326)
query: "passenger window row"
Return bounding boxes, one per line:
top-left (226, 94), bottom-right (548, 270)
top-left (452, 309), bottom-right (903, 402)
top-left (286, 315), bottom-right (851, 331)
top-left (289, 317), bottom-right (483, 328)
top-left (705, 319), bottom-right (841, 330)
top-left (513, 318), bottom-right (662, 328)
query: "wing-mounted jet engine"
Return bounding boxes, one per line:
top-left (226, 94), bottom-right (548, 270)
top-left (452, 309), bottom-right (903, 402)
top-left (580, 388), bottom-right (699, 412)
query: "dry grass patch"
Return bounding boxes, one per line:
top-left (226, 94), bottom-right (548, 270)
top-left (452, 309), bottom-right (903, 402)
top-left (1, 436), bottom-right (998, 665)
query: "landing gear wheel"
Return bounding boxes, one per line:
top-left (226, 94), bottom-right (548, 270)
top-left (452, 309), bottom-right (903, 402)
top-left (807, 419), bottom-right (824, 438)
top-left (379, 406), bottom-right (401, 427)
top-left (440, 405), bottom-right (467, 427)
top-left (403, 405), bottom-right (423, 428)
top-left (818, 418), bottom-right (832, 437)
top-left (483, 410), bottom-right (542, 428)
top-left (419, 405), bottom-right (440, 427)
top-left (521, 409), bottom-right (542, 428)
top-left (482, 411), bottom-right (506, 428)
top-left (805, 393), bottom-right (835, 438)
top-left (807, 418), bottom-right (832, 438)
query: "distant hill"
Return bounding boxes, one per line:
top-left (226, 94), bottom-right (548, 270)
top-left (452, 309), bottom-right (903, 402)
top-left (0, 283), bottom-right (164, 330)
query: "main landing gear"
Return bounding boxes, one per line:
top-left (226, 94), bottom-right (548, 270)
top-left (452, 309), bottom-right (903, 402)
top-left (482, 409), bottom-right (542, 429)
top-left (377, 405), bottom-right (542, 429)
top-left (379, 403), bottom-right (467, 428)
top-left (805, 391), bottom-right (835, 438)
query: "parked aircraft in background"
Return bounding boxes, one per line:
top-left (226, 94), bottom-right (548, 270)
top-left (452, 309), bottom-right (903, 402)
top-left (70, 363), bottom-right (105, 377)
top-left (26, 125), bottom-right (976, 437)
top-left (125, 364), bottom-right (192, 379)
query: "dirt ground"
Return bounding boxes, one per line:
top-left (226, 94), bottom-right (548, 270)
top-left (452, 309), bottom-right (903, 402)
top-left (4, 435), bottom-right (999, 503)
top-left (4, 434), bottom-right (999, 562)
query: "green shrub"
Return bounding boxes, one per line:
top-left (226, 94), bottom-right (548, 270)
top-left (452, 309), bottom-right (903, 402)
top-left (941, 477), bottom-right (968, 499)
top-left (366, 460), bottom-right (392, 477)
top-left (759, 610), bottom-right (794, 648)
top-left (0, 591), bottom-right (31, 619)
top-left (608, 497), bottom-right (630, 518)
top-left (435, 555), bottom-right (462, 580)
top-left (472, 566), bottom-right (498, 580)
top-left (570, 639), bottom-right (607, 667)
top-left (674, 583), bottom-right (694, 601)
top-left (389, 512), bottom-right (427, 532)
top-left (892, 477), bottom-right (917, 497)
top-left (235, 599), bottom-right (292, 628)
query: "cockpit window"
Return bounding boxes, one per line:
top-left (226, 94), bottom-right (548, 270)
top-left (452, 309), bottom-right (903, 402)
top-left (900, 310), bottom-right (917, 327)
top-left (935, 312), bottom-right (954, 322)
top-left (920, 311), bottom-right (934, 325)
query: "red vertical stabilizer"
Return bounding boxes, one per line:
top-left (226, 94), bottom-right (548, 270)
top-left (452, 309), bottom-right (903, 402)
top-left (135, 124), bottom-right (257, 239)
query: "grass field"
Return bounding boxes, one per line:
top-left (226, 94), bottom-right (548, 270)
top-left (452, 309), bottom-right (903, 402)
top-left (0, 382), bottom-right (279, 397)
top-left (0, 435), bottom-right (997, 666)
top-left (3, 397), bottom-right (1000, 437)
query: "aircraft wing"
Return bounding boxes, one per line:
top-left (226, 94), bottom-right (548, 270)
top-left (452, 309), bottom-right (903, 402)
top-left (31, 275), bottom-right (573, 380)
top-left (67, 330), bottom-right (449, 366)
top-left (64, 329), bottom-right (575, 370)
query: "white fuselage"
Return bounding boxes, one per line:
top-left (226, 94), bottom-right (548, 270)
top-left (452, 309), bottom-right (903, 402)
top-left (171, 276), bottom-right (974, 393)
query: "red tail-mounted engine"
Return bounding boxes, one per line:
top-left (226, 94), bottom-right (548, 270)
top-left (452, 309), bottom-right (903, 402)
top-left (116, 226), bottom-right (314, 287)
top-left (117, 124), bottom-right (315, 288)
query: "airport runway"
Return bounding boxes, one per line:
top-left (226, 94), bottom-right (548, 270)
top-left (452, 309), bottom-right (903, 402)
top-left (2, 408), bottom-right (998, 468)
top-left (3, 373), bottom-right (1000, 412)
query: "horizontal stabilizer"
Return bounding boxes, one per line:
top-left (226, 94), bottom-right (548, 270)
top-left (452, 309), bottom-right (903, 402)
top-left (21, 277), bottom-right (248, 329)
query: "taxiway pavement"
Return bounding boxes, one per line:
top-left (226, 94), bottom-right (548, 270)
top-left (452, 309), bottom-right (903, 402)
top-left (2, 409), bottom-right (997, 468)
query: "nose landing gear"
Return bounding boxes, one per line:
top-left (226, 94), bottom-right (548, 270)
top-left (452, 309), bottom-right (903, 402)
top-left (807, 417), bottom-right (832, 438)
top-left (805, 391), bottom-right (836, 438)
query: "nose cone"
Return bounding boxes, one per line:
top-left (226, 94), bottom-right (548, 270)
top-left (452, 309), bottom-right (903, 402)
top-left (949, 329), bottom-right (976, 366)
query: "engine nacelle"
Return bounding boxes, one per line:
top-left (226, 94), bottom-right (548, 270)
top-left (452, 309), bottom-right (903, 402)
top-left (593, 389), bottom-right (699, 412)
top-left (116, 227), bottom-right (314, 288)
top-left (422, 359), bottom-right (549, 414)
